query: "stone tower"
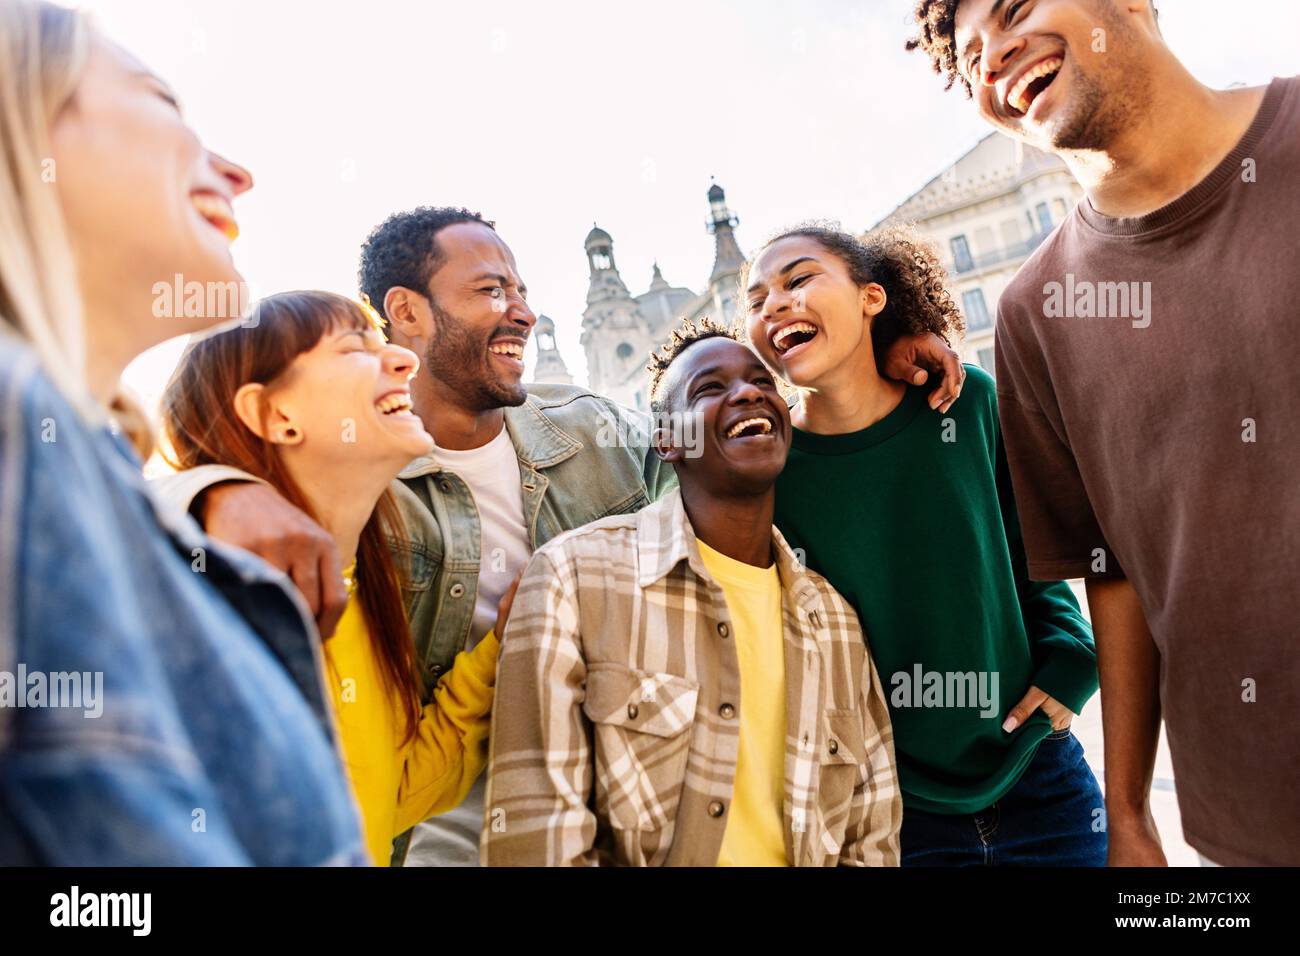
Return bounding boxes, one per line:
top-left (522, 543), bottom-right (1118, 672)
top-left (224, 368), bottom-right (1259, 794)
top-left (531, 313), bottom-right (572, 385)
top-left (704, 180), bottom-right (746, 324)
top-left (579, 223), bottom-right (658, 410)
top-left (578, 183), bottom-right (748, 410)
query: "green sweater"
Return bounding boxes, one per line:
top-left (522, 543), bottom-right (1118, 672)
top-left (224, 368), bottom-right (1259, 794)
top-left (774, 365), bottom-right (1097, 814)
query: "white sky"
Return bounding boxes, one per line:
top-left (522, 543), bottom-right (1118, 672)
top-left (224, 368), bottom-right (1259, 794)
top-left (92, 0), bottom-right (1298, 406)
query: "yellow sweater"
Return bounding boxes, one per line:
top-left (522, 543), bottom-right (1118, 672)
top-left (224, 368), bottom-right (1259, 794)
top-left (324, 589), bottom-right (499, 866)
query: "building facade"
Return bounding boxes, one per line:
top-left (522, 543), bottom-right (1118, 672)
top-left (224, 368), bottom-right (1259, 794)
top-left (564, 182), bottom-right (747, 411)
top-left (873, 132), bottom-right (1083, 377)
top-left (537, 138), bottom-right (1081, 403)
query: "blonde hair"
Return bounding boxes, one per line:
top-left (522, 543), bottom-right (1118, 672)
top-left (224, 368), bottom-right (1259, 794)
top-left (0, 0), bottom-right (91, 409)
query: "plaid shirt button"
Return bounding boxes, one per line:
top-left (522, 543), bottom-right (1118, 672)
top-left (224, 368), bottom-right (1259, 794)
top-left (716, 622), bottom-right (730, 638)
top-left (707, 801), bottom-right (725, 818)
top-left (627, 703), bottom-right (639, 719)
top-left (828, 739), bottom-right (840, 755)
top-left (719, 703), bottom-right (735, 719)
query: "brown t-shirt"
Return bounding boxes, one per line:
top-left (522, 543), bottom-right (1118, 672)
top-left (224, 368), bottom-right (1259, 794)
top-left (994, 76), bottom-right (1300, 866)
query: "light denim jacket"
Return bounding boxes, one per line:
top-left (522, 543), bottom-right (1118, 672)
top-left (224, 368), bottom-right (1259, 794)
top-left (392, 384), bottom-right (675, 690)
top-left (0, 337), bottom-right (367, 865)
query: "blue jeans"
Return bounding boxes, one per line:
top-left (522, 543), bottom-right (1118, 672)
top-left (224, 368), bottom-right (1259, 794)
top-left (900, 730), bottom-right (1107, 866)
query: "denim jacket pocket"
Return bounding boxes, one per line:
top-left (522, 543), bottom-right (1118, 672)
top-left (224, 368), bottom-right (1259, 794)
top-left (582, 664), bottom-right (698, 833)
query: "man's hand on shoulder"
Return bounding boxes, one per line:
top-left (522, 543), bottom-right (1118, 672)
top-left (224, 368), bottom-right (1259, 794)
top-left (880, 332), bottom-right (965, 413)
top-left (200, 481), bottom-right (347, 639)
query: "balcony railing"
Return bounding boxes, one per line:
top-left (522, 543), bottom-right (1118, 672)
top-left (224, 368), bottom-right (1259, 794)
top-left (951, 229), bottom-right (1052, 275)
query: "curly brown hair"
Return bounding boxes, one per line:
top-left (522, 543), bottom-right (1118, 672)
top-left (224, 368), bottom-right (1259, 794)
top-left (907, 0), bottom-right (968, 96)
top-left (740, 221), bottom-right (963, 360)
top-left (646, 316), bottom-right (737, 414)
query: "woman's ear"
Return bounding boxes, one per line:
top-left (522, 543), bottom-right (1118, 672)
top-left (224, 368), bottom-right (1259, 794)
top-left (233, 383), bottom-right (303, 446)
top-left (861, 282), bottom-right (888, 321)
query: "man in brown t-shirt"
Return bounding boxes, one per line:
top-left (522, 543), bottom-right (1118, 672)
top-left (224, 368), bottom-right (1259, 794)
top-left (907, 0), bottom-right (1300, 866)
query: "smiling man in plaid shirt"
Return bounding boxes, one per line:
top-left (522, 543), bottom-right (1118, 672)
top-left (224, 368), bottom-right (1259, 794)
top-left (482, 320), bottom-right (900, 866)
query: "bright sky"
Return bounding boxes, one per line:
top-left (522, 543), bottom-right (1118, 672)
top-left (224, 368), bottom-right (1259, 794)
top-left (92, 0), bottom-right (1298, 407)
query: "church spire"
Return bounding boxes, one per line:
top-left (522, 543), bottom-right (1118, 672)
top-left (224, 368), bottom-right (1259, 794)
top-left (648, 261), bottom-right (670, 292)
top-left (706, 180), bottom-right (745, 285)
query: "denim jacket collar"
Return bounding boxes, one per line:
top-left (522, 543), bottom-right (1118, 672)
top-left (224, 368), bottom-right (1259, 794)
top-left (397, 395), bottom-right (583, 481)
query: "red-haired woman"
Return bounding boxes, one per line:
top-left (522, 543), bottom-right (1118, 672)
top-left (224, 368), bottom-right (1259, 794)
top-left (162, 290), bottom-right (501, 866)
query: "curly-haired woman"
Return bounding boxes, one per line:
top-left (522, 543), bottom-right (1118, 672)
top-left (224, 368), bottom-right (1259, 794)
top-left (742, 223), bottom-right (1105, 866)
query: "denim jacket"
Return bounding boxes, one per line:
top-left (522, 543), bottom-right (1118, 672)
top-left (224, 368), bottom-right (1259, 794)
top-left (0, 337), bottom-right (367, 865)
top-left (392, 384), bottom-right (675, 691)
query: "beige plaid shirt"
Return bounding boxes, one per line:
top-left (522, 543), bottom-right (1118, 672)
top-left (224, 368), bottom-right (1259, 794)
top-left (482, 489), bottom-right (900, 866)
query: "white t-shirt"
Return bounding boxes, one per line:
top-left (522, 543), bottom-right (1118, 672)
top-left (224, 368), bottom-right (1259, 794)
top-left (406, 424), bottom-right (531, 867)
top-left (427, 426), bottom-right (531, 648)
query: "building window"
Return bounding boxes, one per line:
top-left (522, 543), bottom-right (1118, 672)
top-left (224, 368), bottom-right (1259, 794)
top-left (977, 346), bottom-right (996, 378)
top-left (616, 342), bottom-right (635, 361)
top-left (962, 288), bottom-right (992, 332)
top-left (1052, 197), bottom-right (1068, 221)
top-left (1034, 201), bottom-right (1053, 233)
top-left (950, 235), bottom-right (974, 273)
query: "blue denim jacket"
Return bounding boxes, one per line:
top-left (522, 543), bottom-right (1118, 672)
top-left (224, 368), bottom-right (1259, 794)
top-left (0, 338), bottom-right (367, 865)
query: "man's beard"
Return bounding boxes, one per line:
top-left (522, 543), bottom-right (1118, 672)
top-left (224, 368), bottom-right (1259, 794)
top-left (1045, 64), bottom-right (1144, 152)
top-left (1044, 14), bottom-right (1150, 152)
top-left (424, 296), bottom-right (529, 411)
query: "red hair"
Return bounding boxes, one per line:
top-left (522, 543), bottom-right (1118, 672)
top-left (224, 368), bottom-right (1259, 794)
top-left (161, 290), bottom-right (422, 741)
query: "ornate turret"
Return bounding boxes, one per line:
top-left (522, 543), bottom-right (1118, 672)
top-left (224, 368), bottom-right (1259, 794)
top-left (581, 222), bottom-right (651, 407)
top-left (706, 181), bottom-right (746, 285)
top-left (584, 223), bottom-right (631, 305)
top-left (531, 314), bottom-right (573, 385)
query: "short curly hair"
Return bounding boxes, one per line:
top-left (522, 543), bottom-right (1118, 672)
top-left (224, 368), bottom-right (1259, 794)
top-left (646, 316), bottom-right (737, 414)
top-left (907, 0), bottom-right (1161, 97)
top-left (906, 0), bottom-right (969, 96)
top-left (740, 221), bottom-right (964, 360)
top-left (358, 207), bottom-right (494, 318)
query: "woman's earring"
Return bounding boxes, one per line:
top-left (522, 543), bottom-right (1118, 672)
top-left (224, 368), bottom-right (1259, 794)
top-left (277, 426), bottom-right (299, 443)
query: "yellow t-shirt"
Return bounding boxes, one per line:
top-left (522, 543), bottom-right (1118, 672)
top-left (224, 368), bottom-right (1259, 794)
top-left (697, 539), bottom-right (788, 867)
top-left (324, 581), bottom-right (499, 866)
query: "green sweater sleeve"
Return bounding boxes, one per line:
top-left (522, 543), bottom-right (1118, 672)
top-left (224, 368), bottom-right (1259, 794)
top-left (994, 404), bottom-right (1099, 715)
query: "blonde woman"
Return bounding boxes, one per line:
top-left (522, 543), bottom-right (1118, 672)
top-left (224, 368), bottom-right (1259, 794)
top-left (0, 0), bottom-right (365, 864)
